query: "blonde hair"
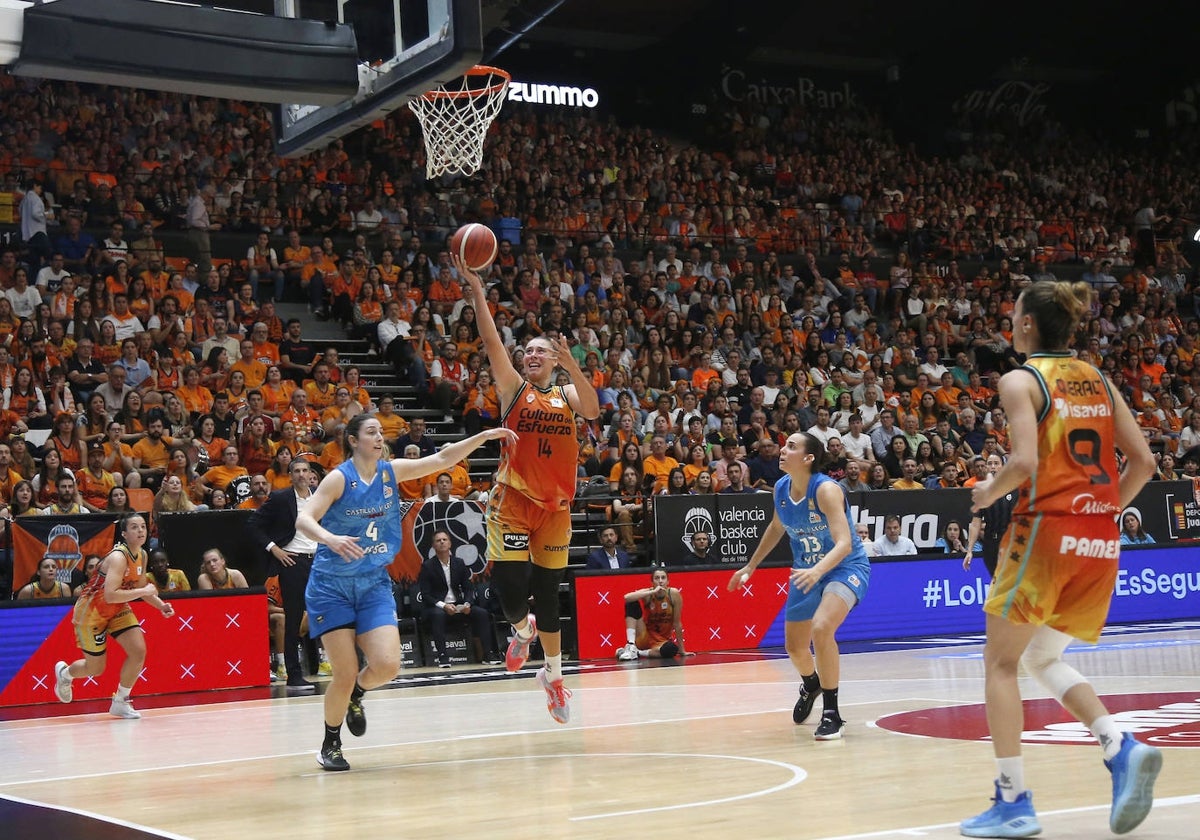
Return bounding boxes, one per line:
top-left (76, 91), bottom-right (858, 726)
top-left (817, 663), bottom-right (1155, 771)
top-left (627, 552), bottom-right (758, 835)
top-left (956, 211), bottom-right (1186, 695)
top-left (1019, 280), bottom-right (1091, 350)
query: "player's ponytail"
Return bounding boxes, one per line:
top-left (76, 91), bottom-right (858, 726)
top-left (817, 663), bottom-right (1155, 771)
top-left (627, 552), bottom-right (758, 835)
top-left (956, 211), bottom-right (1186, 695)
top-left (1019, 279), bottom-right (1093, 350)
top-left (800, 432), bottom-right (827, 472)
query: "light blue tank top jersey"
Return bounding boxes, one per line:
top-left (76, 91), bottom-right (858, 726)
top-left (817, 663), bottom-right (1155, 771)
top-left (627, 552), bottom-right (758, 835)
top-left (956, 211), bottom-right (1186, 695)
top-left (313, 459), bottom-right (404, 576)
top-left (774, 472), bottom-right (870, 571)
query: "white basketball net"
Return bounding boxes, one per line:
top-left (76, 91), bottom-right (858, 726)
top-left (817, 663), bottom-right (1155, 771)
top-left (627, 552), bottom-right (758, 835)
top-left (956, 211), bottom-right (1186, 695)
top-left (408, 66), bottom-right (510, 178)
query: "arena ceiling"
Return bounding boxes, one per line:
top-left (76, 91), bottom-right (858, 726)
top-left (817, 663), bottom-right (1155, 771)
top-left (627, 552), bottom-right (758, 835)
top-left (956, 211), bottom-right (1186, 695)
top-left (495, 0), bottom-right (1197, 83)
top-left (212, 2), bottom-right (1195, 92)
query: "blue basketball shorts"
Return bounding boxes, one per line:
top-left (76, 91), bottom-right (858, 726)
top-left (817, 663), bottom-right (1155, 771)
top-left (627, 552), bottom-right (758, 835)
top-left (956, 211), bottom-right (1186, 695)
top-left (785, 561), bottom-right (871, 623)
top-left (305, 566), bottom-right (397, 638)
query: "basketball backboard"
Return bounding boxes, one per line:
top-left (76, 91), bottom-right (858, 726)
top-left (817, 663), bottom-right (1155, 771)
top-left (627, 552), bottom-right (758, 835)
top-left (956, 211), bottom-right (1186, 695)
top-left (272, 0), bottom-right (484, 157)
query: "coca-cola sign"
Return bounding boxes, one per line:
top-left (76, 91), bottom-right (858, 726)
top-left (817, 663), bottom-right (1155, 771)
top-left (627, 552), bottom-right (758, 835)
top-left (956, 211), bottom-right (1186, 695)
top-left (953, 80), bottom-right (1051, 126)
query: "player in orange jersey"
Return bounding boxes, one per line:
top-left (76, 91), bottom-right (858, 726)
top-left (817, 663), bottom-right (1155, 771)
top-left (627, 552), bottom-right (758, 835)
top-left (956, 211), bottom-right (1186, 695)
top-left (961, 281), bottom-right (1160, 838)
top-left (617, 567), bottom-right (688, 661)
top-left (54, 513), bottom-right (174, 719)
top-left (459, 254), bottom-right (599, 724)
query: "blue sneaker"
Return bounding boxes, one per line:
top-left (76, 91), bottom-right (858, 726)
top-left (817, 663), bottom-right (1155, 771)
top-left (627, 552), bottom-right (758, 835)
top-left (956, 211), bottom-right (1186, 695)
top-left (1105, 732), bottom-right (1162, 834)
top-left (960, 783), bottom-right (1042, 838)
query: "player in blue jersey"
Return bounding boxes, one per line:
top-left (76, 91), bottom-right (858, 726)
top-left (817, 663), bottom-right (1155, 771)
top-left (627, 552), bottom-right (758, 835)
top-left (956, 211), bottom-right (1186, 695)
top-left (728, 431), bottom-right (871, 741)
top-left (297, 413), bottom-right (515, 771)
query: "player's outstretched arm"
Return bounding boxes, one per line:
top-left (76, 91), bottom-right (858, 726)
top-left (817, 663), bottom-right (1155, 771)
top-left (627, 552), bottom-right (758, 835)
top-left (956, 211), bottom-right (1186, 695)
top-left (391, 427), bottom-right (517, 482)
top-left (454, 254), bottom-right (521, 396)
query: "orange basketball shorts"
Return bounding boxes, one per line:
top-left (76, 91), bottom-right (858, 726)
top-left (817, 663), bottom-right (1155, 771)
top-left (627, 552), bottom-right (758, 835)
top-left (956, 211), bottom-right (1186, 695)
top-left (73, 599), bottom-right (141, 656)
top-left (486, 483), bottom-right (572, 570)
top-left (984, 513), bottom-right (1119, 644)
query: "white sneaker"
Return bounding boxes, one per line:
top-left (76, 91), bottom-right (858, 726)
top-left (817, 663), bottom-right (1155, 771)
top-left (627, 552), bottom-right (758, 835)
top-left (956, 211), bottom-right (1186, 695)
top-left (109, 697), bottom-right (141, 719)
top-left (617, 643), bottom-right (639, 661)
top-left (54, 661), bottom-right (73, 703)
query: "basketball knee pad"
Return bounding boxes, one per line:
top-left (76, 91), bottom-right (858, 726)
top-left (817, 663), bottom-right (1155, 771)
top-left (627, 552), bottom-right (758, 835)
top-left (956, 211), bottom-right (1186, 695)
top-left (658, 641), bottom-right (679, 659)
top-left (489, 562), bottom-right (532, 624)
top-left (1021, 627), bottom-right (1087, 703)
top-left (529, 565), bottom-right (564, 633)
top-left (625, 601), bottom-right (642, 620)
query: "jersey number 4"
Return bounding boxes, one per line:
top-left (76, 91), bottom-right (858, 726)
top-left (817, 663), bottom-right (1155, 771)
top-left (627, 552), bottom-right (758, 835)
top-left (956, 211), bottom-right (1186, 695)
top-left (364, 520), bottom-right (379, 542)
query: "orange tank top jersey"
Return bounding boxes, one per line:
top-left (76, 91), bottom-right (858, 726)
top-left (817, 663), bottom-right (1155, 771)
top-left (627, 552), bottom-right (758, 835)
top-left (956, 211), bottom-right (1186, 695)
top-left (638, 592), bottom-right (676, 648)
top-left (30, 581), bottom-right (71, 598)
top-left (77, 544), bottom-right (146, 621)
top-left (206, 574), bottom-right (237, 590)
top-left (1015, 353), bottom-right (1121, 518)
top-left (498, 382), bottom-right (578, 510)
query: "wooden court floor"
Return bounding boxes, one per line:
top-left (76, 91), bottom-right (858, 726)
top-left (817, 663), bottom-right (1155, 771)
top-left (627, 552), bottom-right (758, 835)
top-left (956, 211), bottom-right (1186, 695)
top-left (2, 624), bottom-right (1198, 840)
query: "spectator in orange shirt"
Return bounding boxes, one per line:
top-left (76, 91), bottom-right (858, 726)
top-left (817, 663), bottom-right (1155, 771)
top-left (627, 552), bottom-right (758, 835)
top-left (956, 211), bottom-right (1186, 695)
top-left (1136, 345), bottom-right (1165, 386)
top-left (302, 362), bottom-right (337, 412)
top-left (641, 434), bottom-right (680, 494)
top-left (299, 244), bottom-right (335, 316)
top-left (199, 444), bottom-right (248, 499)
top-left (76, 441), bottom-right (119, 513)
top-left (426, 266), bottom-right (463, 319)
top-left (236, 474), bottom-right (271, 511)
top-left (230, 338), bottom-right (267, 388)
top-left (130, 415), bottom-right (173, 491)
top-left (462, 368), bottom-right (500, 436)
top-left (691, 351), bottom-right (721, 393)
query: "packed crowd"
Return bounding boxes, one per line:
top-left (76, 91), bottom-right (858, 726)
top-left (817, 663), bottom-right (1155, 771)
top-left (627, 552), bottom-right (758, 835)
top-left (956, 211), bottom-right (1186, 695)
top-left (3, 69), bottom-right (1200, 265)
top-left (0, 73), bottom-right (1197, 570)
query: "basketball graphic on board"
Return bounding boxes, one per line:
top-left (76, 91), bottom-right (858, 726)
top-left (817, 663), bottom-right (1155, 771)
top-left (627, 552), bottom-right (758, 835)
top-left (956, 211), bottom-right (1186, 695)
top-left (449, 223), bottom-right (499, 272)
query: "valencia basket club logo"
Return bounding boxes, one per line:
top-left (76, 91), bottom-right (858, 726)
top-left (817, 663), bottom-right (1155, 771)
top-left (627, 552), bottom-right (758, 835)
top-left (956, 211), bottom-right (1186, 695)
top-left (682, 505), bottom-right (715, 554)
top-left (44, 523), bottom-right (83, 585)
top-left (10, 515), bottom-right (119, 597)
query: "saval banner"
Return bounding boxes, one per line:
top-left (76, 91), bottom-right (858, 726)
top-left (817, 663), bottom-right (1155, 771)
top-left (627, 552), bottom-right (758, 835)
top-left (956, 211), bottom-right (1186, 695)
top-left (11, 514), bottom-right (119, 597)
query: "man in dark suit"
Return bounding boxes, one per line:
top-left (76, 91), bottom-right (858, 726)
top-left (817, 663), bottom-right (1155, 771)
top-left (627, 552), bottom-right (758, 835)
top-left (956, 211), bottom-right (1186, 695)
top-left (585, 526), bottom-right (632, 570)
top-left (246, 457), bottom-right (320, 693)
top-left (417, 530), bottom-right (502, 668)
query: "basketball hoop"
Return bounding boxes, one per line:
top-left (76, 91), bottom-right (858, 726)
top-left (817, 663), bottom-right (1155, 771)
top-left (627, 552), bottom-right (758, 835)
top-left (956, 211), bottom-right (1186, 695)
top-left (408, 65), bottom-right (510, 179)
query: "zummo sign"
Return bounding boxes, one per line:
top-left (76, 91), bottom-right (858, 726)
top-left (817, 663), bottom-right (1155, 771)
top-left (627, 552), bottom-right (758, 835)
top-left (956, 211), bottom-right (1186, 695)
top-left (507, 81), bottom-right (600, 108)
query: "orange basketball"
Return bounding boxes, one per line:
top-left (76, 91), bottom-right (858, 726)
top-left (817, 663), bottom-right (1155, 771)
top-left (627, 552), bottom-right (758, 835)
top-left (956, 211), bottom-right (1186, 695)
top-left (449, 223), bottom-right (499, 272)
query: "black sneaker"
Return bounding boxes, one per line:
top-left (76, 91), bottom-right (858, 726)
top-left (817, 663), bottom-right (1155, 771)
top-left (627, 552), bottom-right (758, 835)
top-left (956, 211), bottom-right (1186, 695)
top-left (793, 684), bottom-right (818, 725)
top-left (814, 712), bottom-right (846, 741)
top-left (317, 743), bottom-right (350, 771)
top-left (285, 680), bottom-right (317, 695)
top-left (346, 695), bottom-right (366, 737)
